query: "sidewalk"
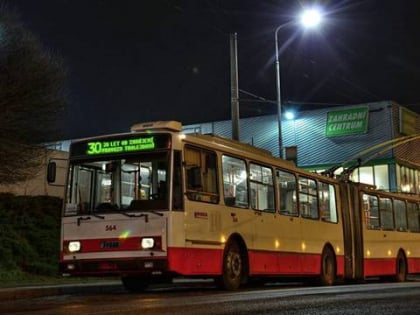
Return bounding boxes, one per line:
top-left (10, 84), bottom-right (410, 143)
top-left (0, 280), bottom-right (122, 301)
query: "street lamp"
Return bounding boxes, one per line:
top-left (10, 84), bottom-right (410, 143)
top-left (275, 7), bottom-right (322, 158)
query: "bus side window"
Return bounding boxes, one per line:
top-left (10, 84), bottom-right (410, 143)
top-left (407, 202), bottom-right (420, 232)
top-left (184, 145), bottom-right (219, 204)
top-left (319, 182), bottom-right (338, 223)
top-left (276, 169), bottom-right (298, 216)
top-left (364, 194), bottom-right (380, 229)
top-left (222, 155), bottom-right (248, 208)
top-left (187, 167), bottom-right (202, 190)
top-left (379, 197), bottom-right (394, 230)
top-left (249, 163), bottom-right (275, 212)
top-left (393, 199), bottom-right (407, 231)
top-left (299, 176), bottom-right (318, 220)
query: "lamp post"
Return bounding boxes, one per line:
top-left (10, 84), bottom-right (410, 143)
top-left (275, 8), bottom-right (322, 158)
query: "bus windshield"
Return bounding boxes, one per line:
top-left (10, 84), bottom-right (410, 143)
top-left (64, 152), bottom-right (169, 216)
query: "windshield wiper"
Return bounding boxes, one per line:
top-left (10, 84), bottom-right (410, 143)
top-left (119, 212), bottom-right (144, 218)
top-left (77, 214), bottom-right (105, 226)
top-left (91, 213), bottom-right (105, 220)
top-left (119, 210), bottom-right (163, 223)
top-left (149, 210), bottom-right (164, 217)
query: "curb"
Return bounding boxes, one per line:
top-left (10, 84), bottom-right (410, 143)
top-left (0, 281), bottom-right (122, 301)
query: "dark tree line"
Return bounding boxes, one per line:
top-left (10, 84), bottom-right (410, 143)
top-left (0, 5), bottom-right (66, 184)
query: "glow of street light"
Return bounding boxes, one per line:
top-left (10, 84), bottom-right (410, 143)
top-left (300, 8), bottom-right (322, 28)
top-left (285, 111), bottom-right (295, 120)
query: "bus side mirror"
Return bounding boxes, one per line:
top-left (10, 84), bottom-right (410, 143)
top-left (47, 161), bottom-right (57, 183)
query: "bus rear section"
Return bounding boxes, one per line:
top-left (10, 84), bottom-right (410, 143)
top-left (341, 181), bottom-right (420, 282)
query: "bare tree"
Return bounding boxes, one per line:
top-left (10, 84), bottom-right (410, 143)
top-left (0, 6), bottom-right (66, 184)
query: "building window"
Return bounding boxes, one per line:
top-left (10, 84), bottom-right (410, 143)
top-left (359, 166), bottom-right (374, 186)
top-left (397, 164), bottom-right (418, 194)
top-left (374, 165), bottom-right (389, 191)
top-left (350, 165), bottom-right (390, 192)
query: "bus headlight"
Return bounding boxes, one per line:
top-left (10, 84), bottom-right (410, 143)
top-left (68, 241), bottom-right (81, 253)
top-left (141, 237), bottom-right (162, 250)
top-left (141, 238), bottom-right (154, 249)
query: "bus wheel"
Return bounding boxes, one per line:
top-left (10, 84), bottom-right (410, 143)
top-left (395, 251), bottom-right (407, 282)
top-left (320, 247), bottom-right (336, 286)
top-left (221, 240), bottom-right (243, 290)
top-left (121, 276), bottom-right (150, 292)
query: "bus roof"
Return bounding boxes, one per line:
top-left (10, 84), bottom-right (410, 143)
top-left (131, 121), bottom-right (182, 132)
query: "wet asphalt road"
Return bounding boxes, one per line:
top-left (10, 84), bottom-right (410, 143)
top-left (1, 281), bottom-right (420, 314)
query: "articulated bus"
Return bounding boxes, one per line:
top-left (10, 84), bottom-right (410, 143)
top-left (51, 121), bottom-right (420, 291)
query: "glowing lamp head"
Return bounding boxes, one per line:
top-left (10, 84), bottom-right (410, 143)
top-left (285, 111), bottom-right (295, 120)
top-left (300, 8), bottom-right (322, 28)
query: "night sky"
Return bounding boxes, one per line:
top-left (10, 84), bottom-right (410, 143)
top-left (9, 0), bottom-right (420, 139)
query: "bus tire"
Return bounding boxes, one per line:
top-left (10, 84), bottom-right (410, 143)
top-left (121, 276), bottom-right (150, 292)
top-left (320, 246), bottom-right (336, 286)
top-left (220, 240), bottom-right (243, 290)
top-left (395, 251), bottom-right (407, 282)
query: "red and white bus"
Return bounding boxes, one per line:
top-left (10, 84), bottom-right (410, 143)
top-left (52, 121), bottom-right (420, 290)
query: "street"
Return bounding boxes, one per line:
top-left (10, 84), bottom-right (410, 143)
top-left (1, 280), bottom-right (420, 314)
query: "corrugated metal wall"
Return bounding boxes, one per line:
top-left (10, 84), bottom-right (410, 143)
top-left (285, 101), bottom-right (394, 166)
top-left (183, 101), bottom-right (400, 167)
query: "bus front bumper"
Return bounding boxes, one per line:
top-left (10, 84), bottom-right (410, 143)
top-left (60, 257), bottom-right (169, 277)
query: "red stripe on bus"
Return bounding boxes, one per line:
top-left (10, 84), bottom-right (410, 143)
top-left (408, 257), bottom-right (420, 273)
top-left (167, 247), bottom-right (345, 276)
top-left (364, 257), bottom-right (420, 276)
top-left (249, 251), bottom-right (345, 276)
top-left (364, 258), bottom-right (395, 276)
top-left (168, 247), bottom-right (223, 275)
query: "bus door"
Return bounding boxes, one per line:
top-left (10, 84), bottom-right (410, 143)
top-left (183, 146), bottom-right (221, 246)
top-left (249, 163), bottom-right (279, 274)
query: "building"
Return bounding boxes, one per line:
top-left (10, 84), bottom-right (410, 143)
top-left (2, 100), bottom-right (418, 197)
top-left (184, 101), bottom-right (420, 195)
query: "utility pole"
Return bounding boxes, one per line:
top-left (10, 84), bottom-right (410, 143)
top-left (230, 33), bottom-right (240, 141)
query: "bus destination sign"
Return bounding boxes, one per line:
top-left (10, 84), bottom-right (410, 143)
top-left (87, 136), bottom-right (155, 155)
top-left (70, 134), bottom-right (171, 159)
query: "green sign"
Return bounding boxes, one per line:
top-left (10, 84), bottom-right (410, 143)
top-left (326, 107), bottom-right (369, 137)
top-left (86, 136), bottom-right (155, 155)
top-left (70, 133), bottom-right (171, 160)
